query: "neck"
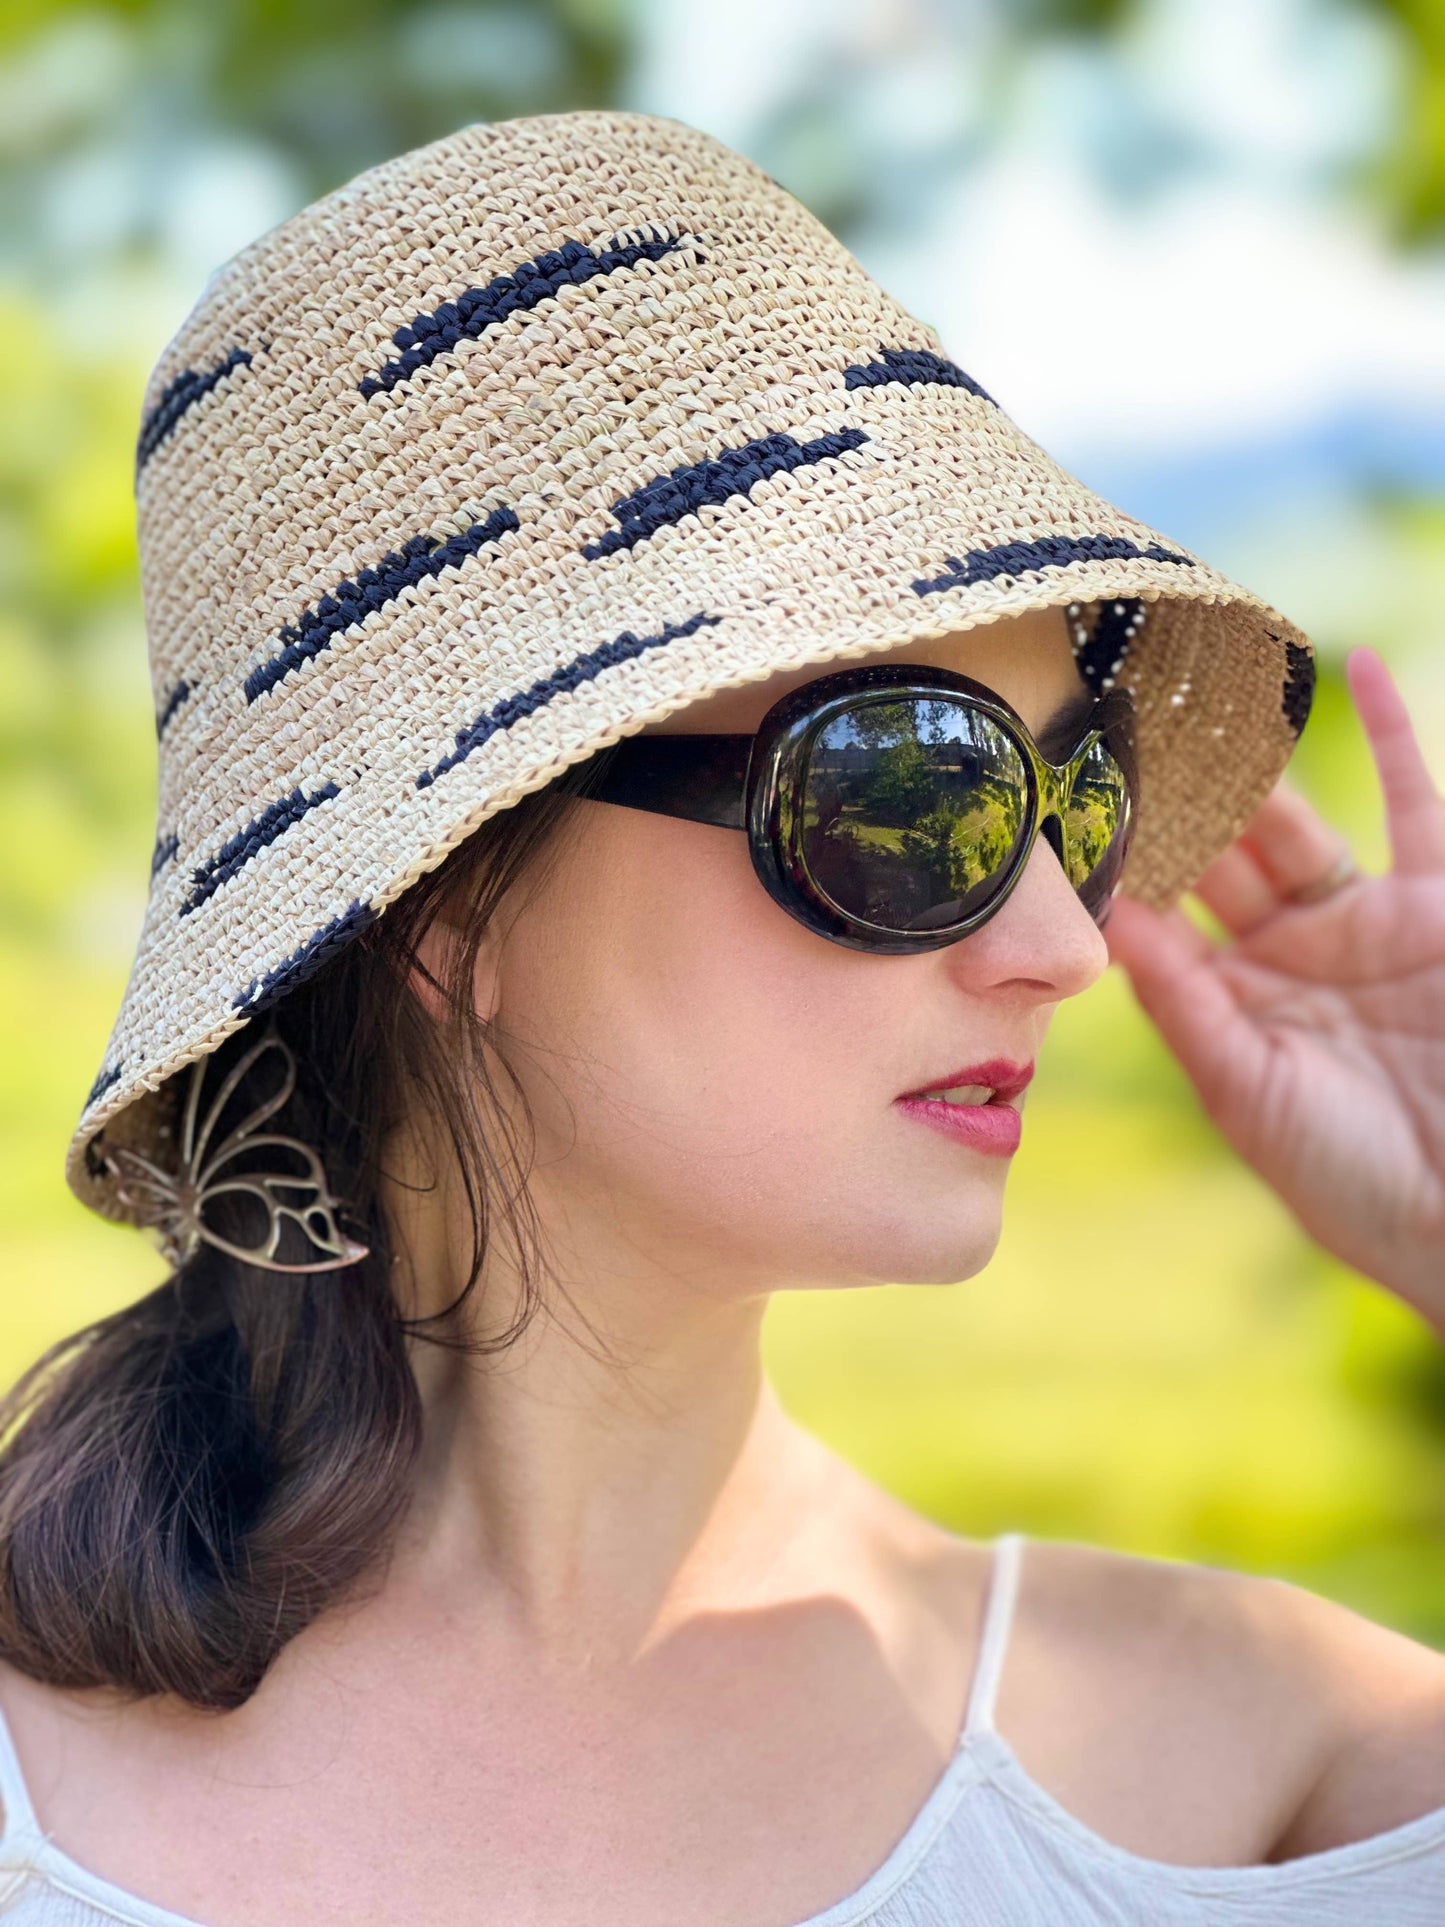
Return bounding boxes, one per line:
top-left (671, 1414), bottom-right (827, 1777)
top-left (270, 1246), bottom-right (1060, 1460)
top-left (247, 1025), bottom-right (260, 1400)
top-left (378, 1128), bottom-right (836, 1659)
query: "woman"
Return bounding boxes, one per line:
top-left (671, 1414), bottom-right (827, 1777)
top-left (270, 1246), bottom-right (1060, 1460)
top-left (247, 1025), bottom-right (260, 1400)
top-left (0, 110), bottom-right (1440, 1924)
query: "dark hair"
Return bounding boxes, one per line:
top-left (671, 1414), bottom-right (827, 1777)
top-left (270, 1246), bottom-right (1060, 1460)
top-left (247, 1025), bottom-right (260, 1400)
top-left (0, 751), bottom-right (617, 1712)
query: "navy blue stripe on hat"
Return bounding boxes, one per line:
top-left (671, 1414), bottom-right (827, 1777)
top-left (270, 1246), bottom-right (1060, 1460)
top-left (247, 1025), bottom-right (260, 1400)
top-left (913, 535), bottom-right (1196, 599)
top-left (1282, 638), bottom-right (1314, 736)
top-left (581, 428), bottom-right (869, 561)
top-left (843, 346), bottom-right (995, 406)
top-left (418, 609), bottom-right (722, 789)
top-left (360, 229), bottom-right (697, 399)
top-left (86, 1061), bottom-right (124, 1109)
top-left (136, 348), bottom-right (253, 471)
top-left (244, 507), bottom-right (520, 703)
top-left (232, 898), bottom-right (379, 1016)
top-left (181, 781), bottom-right (341, 915)
top-left (151, 830), bottom-right (179, 877)
top-left (155, 677), bottom-right (192, 739)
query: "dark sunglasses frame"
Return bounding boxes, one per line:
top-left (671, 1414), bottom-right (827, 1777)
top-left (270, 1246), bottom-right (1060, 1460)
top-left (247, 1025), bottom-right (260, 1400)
top-left (584, 663), bottom-right (1139, 954)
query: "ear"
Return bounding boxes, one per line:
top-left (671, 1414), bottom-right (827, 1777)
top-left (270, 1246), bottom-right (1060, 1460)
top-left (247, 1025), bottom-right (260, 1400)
top-left (407, 899), bottom-right (502, 1030)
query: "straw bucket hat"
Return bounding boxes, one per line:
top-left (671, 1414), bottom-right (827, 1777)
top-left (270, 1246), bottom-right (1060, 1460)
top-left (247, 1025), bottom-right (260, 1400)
top-left (68, 107), bottom-right (1314, 1225)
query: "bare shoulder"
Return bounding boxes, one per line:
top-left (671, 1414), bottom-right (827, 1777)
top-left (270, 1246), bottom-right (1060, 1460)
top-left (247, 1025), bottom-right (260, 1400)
top-left (1021, 1534), bottom-right (1445, 1857)
top-left (0, 1654), bottom-right (173, 1844)
top-left (751, 1453), bottom-right (1445, 1864)
top-left (1236, 1557), bottom-right (1445, 1857)
top-left (852, 1495), bottom-right (1445, 1863)
top-left (0, 1656), bottom-right (61, 1834)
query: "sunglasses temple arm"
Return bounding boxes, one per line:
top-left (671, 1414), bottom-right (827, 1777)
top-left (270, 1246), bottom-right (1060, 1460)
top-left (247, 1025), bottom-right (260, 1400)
top-left (585, 733), bottom-right (753, 830)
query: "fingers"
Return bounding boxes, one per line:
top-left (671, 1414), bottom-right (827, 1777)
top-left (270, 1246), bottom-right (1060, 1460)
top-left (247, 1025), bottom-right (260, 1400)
top-left (1105, 890), bottom-right (1215, 969)
top-left (1104, 894), bottom-right (1264, 1117)
top-left (1191, 834), bottom-right (1288, 937)
top-left (1188, 646), bottom-right (1442, 929)
top-left (1346, 646), bottom-right (1445, 875)
top-left (1192, 781), bottom-right (1354, 937)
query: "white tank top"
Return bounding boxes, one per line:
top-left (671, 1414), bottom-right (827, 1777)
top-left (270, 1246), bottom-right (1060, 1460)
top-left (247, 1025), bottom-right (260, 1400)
top-left (1, 1531), bottom-right (1443, 1924)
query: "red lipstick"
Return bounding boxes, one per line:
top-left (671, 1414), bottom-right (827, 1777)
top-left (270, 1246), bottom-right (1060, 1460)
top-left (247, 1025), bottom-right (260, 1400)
top-left (894, 1058), bottom-right (1034, 1156)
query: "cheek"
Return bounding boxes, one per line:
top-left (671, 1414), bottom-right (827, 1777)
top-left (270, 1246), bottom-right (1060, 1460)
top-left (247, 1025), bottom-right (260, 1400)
top-left (494, 806), bottom-right (890, 1201)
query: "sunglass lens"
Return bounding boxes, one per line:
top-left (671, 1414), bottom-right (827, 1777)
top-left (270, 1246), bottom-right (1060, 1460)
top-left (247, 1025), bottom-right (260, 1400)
top-left (1065, 735), bottom-right (1132, 920)
top-left (799, 698), bottom-right (1031, 932)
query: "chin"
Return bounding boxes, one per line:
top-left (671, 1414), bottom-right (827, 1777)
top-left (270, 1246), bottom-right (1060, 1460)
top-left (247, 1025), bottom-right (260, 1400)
top-left (871, 1248), bottom-right (1000, 1289)
top-left (807, 1212), bottom-right (1005, 1291)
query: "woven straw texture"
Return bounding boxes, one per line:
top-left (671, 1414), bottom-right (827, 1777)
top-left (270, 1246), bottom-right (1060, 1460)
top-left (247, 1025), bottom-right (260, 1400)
top-left (69, 108), bottom-right (1314, 1223)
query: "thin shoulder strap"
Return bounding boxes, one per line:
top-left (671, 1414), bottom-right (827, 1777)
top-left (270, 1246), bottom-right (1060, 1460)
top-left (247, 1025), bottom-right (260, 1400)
top-left (0, 1693), bottom-right (41, 1842)
top-left (959, 1531), bottom-right (1026, 1744)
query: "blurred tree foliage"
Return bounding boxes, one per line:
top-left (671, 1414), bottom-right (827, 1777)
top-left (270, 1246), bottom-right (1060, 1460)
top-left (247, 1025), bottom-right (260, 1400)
top-left (0, 0), bottom-right (628, 222)
top-left (1367, 0), bottom-right (1445, 241)
top-left (3, 0), bottom-right (1441, 245)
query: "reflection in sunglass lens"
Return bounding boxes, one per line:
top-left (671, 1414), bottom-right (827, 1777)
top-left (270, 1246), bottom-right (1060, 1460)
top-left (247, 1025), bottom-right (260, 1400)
top-left (799, 698), bottom-right (1031, 932)
top-left (799, 696), bottom-right (1133, 934)
top-left (1066, 735), bottom-right (1131, 919)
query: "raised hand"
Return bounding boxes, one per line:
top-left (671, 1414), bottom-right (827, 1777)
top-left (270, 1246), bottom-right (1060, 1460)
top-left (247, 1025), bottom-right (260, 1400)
top-left (1103, 647), bottom-right (1445, 1329)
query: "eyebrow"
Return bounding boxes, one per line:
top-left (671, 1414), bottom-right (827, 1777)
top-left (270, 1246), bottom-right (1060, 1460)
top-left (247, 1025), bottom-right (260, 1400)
top-left (1036, 685), bottom-right (1102, 759)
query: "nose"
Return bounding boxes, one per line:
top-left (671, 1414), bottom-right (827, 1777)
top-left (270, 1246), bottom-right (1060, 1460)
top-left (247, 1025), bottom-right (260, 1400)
top-left (942, 808), bottom-right (1110, 1000)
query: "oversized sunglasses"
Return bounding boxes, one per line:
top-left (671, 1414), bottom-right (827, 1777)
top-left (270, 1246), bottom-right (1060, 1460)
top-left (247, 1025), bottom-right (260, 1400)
top-left (584, 663), bottom-right (1138, 954)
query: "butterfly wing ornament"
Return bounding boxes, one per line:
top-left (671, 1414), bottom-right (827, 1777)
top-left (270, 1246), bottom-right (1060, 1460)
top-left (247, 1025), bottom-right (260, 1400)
top-left (99, 1028), bottom-right (370, 1273)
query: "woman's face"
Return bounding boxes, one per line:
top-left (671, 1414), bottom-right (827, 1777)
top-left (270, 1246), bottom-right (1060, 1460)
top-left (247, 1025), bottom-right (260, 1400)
top-left (465, 607), bottom-right (1111, 1293)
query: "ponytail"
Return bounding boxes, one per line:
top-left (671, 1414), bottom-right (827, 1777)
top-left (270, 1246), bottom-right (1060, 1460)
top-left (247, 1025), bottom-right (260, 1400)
top-left (0, 1251), bottom-right (418, 1710)
top-left (0, 751), bottom-right (613, 1708)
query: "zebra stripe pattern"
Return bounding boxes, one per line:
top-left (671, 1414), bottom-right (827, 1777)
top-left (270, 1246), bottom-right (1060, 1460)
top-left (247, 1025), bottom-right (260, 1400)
top-left (244, 509), bottom-right (520, 703)
top-left (419, 610), bottom-right (723, 789)
top-left (181, 782), bottom-right (342, 915)
top-left (86, 1061), bottom-right (124, 1109)
top-left (232, 899), bottom-right (379, 1016)
top-left (1282, 638), bottom-right (1315, 735)
top-left (136, 348), bottom-right (253, 472)
top-left (913, 535), bottom-right (1197, 599)
top-left (359, 229), bottom-right (697, 399)
top-left (843, 345), bottom-right (995, 405)
top-left (155, 678), bottom-right (192, 738)
top-left (581, 429), bottom-right (869, 561)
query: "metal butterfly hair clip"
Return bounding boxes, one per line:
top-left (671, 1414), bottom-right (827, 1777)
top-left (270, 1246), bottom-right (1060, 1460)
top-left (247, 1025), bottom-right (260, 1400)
top-left (97, 1026), bottom-right (370, 1273)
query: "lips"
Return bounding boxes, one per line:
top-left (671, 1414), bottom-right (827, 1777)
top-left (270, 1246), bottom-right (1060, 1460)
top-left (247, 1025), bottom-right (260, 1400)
top-left (898, 1057), bottom-right (1035, 1104)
